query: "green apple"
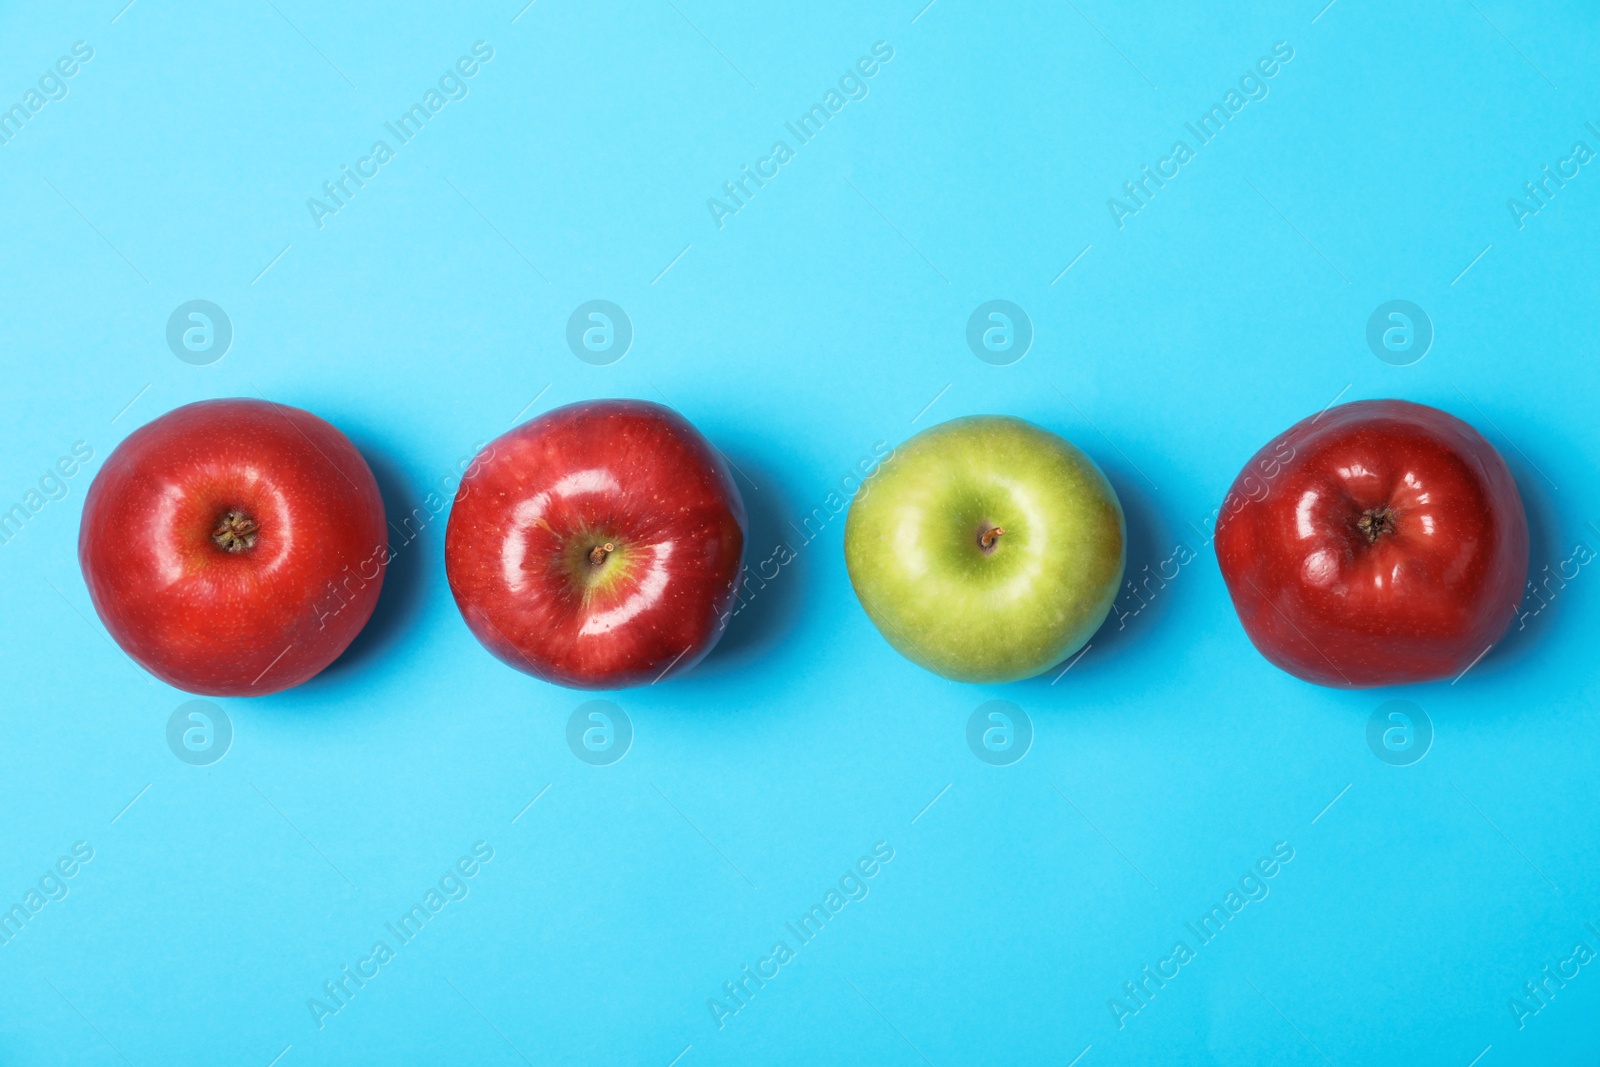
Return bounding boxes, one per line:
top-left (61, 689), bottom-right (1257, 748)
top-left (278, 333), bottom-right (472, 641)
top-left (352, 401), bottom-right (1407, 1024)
top-left (844, 415), bottom-right (1126, 683)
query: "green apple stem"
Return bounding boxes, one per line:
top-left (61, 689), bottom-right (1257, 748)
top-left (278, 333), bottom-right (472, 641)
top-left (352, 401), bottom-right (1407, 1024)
top-left (211, 510), bottom-right (260, 553)
top-left (977, 525), bottom-right (1005, 552)
top-left (1356, 507), bottom-right (1397, 543)
top-left (587, 542), bottom-right (617, 566)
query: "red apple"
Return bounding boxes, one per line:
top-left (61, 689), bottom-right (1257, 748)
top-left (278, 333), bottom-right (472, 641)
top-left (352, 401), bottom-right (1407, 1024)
top-left (445, 399), bottom-right (745, 689)
top-left (1215, 399), bottom-right (1528, 688)
top-left (79, 398), bottom-right (387, 696)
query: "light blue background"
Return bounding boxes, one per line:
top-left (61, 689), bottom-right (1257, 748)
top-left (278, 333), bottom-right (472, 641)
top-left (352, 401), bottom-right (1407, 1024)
top-left (2, 1), bottom-right (1598, 1064)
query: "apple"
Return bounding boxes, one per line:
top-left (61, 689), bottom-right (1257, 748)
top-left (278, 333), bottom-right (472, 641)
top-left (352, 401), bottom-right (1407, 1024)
top-left (79, 398), bottom-right (387, 696)
top-left (1214, 399), bottom-right (1529, 688)
top-left (444, 399), bottom-right (746, 689)
top-left (843, 415), bottom-right (1126, 683)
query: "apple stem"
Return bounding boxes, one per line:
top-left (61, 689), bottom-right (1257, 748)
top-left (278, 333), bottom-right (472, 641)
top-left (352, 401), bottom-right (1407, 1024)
top-left (211, 510), bottom-right (260, 553)
top-left (588, 542), bottom-right (616, 566)
top-left (977, 525), bottom-right (1005, 552)
top-left (1357, 506), bottom-right (1397, 543)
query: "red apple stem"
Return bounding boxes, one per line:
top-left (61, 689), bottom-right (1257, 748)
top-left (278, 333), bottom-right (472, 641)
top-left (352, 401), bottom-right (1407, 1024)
top-left (977, 525), bottom-right (1005, 551)
top-left (211, 510), bottom-right (260, 553)
top-left (1357, 506), bottom-right (1397, 543)
top-left (588, 542), bottom-right (616, 566)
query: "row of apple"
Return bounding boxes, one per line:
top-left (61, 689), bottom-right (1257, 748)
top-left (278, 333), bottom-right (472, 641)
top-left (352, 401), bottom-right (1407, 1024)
top-left (77, 395), bottom-right (1527, 695)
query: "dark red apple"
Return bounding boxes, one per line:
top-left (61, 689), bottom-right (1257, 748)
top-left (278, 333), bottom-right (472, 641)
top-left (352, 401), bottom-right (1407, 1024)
top-left (1215, 399), bottom-right (1528, 688)
top-left (79, 398), bottom-right (387, 696)
top-left (444, 399), bottom-right (745, 689)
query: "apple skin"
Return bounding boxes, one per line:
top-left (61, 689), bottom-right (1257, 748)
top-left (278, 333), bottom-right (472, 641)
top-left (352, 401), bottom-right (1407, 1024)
top-left (444, 399), bottom-right (746, 689)
top-left (844, 415), bottom-right (1126, 683)
top-left (79, 398), bottom-right (387, 696)
top-left (1214, 399), bottom-right (1529, 688)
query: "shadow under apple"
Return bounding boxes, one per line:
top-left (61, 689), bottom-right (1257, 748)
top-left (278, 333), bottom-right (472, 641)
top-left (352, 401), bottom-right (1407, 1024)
top-left (696, 456), bottom-right (809, 678)
top-left (1010, 459), bottom-right (1175, 692)
top-left (313, 442), bottom-right (435, 684)
top-left (1456, 455), bottom-right (1569, 681)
